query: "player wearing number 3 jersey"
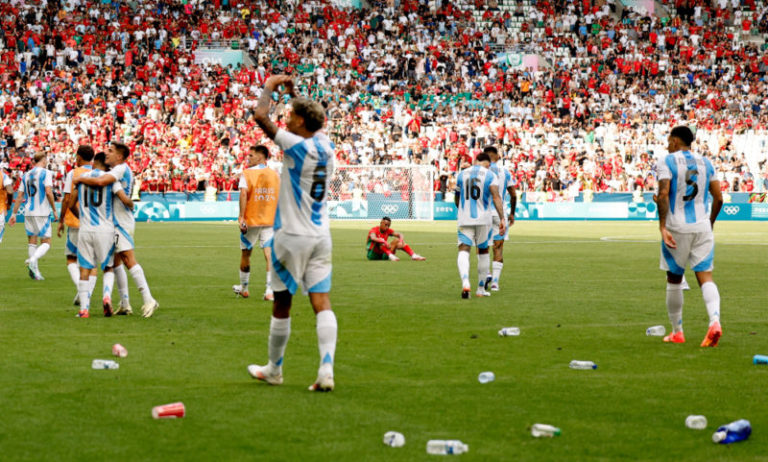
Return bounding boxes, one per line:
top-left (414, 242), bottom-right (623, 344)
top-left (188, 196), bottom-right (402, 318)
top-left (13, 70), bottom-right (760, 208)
top-left (247, 75), bottom-right (338, 392)
top-left (656, 126), bottom-right (724, 347)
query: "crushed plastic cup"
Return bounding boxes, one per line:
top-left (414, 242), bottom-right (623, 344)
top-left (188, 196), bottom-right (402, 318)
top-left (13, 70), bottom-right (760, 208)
top-left (478, 371), bottom-right (495, 383)
top-left (383, 431), bottom-right (405, 447)
top-left (152, 402), bottom-right (186, 419)
top-left (112, 344), bottom-right (128, 358)
top-left (686, 415), bottom-right (707, 430)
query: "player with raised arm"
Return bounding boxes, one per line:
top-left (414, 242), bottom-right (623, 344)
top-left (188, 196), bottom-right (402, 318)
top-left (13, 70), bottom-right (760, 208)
top-left (75, 142), bottom-right (155, 317)
top-left (656, 126), bottom-right (723, 347)
top-left (8, 152), bottom-right (57, 280)
top-left (58, 146), bottom-right (98, 305)
top-left (69, 152), bottom-right (116, 318)
top-left (455, 152), bottom-right (506, 299)
top-left (246, 75), bottom-right (338, 392)
top-left (233, 145), bottom-right (280, 301)
top-left (0, 168), bottom-right (13, 244)
top-left (366, 216), bottom-right (426, 261)
top-left (485, 146), bottom-right (516, 291)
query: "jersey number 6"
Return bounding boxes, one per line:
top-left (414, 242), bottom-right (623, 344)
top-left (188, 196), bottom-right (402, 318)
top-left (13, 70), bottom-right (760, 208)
top-left (309, 164), bottom-right (326, 202)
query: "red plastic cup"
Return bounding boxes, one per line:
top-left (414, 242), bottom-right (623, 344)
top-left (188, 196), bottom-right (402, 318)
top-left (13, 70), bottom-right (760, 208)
top-left (152, 402), bottom-right (186, 419)
top-left (112, 344), bottom-right (128, 358)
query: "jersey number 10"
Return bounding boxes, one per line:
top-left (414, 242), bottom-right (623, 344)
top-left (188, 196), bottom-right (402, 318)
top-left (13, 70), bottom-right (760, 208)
top-left (82, 186), bottom-right (104, 207)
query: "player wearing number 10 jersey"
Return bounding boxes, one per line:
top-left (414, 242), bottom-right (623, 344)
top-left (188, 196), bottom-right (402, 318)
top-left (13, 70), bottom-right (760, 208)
top-left (656, 126), bottom-right (723, 347)
top-left (247, 75), bottom-right (338, 392)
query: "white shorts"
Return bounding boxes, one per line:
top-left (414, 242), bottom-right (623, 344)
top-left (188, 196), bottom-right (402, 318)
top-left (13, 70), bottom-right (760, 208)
top-left (458, 224), bottom-right (493, 250)
top-left (269, 230), bottom-right (332, 296)
top-left (240, 226), bottom-right (274, 251)
top-left (78, 230), bottom-right (115, 271)
top-left (115, 224), bottom-right (135, 253)
top-left (660, 230), bottom-right (715, 275)
top-left (25, 216), bottom-right (52, 239)
top-left (65, 227), bottom-right (79, 258)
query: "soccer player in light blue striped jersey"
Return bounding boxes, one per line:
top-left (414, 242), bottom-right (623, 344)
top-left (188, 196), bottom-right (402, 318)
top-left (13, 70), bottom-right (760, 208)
top-left (70, 152), bottom-right (116, 318)
top-left (9, 151), bottom-right (57, 280)
top-left (455, 152), bottom-right (506, 299)
top-left (247, 75), bottom-right (338, 392)
top-left (656, 126), bottom-right (724, 347)
top-left (485, 146), bottom-right (517, 291)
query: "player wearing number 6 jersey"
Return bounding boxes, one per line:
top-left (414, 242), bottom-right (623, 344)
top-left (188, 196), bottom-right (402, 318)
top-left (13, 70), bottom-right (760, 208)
top-left (247, 75), bottom-right (338, 392)
top-left (9, 152), bottom-right (56, 280)
top-left (233, 145), bottom-right (279, 301)
top-left (656, 126), bottom-right (723, 347)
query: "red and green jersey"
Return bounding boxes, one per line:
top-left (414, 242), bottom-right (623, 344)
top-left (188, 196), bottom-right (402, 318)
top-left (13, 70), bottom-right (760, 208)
top-left (367, 226), bottom-right (394, 252)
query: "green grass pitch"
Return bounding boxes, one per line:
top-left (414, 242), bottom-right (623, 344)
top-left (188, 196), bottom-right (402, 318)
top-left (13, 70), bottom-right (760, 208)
top-left (0, 220), bottom-right (766, 461)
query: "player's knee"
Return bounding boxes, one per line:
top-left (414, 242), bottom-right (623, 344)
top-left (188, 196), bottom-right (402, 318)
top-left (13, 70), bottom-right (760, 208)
top-left (272, 290), bottom-right (292, 317)
top-left (666, 272), bottom-right (683, 284)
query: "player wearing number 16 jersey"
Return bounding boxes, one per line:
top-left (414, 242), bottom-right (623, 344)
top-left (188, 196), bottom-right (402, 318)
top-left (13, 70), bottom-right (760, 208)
top-left (9, 152), bottom-right (57, 280)
top-left (656, 126), bottom-right (723, 347)
top-left (247, 75), bottom-right (338, 392)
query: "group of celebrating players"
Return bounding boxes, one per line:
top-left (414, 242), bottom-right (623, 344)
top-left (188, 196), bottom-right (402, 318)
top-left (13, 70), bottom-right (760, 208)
top-left (2, 143), bottom-right (159, 319)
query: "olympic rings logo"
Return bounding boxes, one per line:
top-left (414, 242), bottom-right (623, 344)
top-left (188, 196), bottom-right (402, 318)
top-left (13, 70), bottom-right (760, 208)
top-left (723, 206), bottom-right (740, 215)
top-left (381, 205), bottom-right (400, 214)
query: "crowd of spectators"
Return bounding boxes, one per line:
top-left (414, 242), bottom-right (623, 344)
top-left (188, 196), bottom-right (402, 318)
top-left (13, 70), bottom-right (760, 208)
top-left (0, 0), bottom-right (767, 202)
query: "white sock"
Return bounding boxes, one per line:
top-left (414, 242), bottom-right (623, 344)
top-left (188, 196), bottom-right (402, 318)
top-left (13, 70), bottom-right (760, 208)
top-left (457, 250), bottom-right (470, 287)
top-left (266, 271), bottom-right (272, 290)
top-left (31, 243), bottom-right (50, 262)
top-left (492, 261), bottom-right (503, 285)
top-left (666, 282), bottom-right (684, 333)
top-left (67, 263), bottom-right (80, 287)
top-left (28, 244), bottom-right (37, 260)
top-left (114, 264), bottom-right (130, 303)
top-left (701, 281), bottom-right (720, 325)
top-left (268, 316), bottom-right (291, 371)
top-left (477, 253), bottom-right (490, 289)
top-left (240, 270), bottom-right (250, 289)
top-left (129, 264), bottom-right (154, 304)
top-left (103, 271), bottom-right (115, 300)
top-left (316, 310), bottom-right (337, 375)
top-left (88, 275), bottom-right (97, 298)
top-left (78, 280), bottom-right (90, 311)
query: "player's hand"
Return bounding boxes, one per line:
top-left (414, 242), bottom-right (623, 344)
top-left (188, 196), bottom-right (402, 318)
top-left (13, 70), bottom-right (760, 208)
top-left (7, 214), bottom-right (16, 226)
top-left (661, 227), bottom-right (676, 249)
top-left (265, 75), bottom-right (293, 89)
top-left (508, 215), bottom-right (515, 227)
top-left (57, 222), bottom-right (65, 237)
top-left (498, 221), bottom-right (506, 237)
top-left (238, 219), bottom-right (247, 234)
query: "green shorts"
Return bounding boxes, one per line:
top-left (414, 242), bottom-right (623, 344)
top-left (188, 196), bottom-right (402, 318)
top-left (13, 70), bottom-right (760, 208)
top-left (366, 249), bottom-right (388, 260)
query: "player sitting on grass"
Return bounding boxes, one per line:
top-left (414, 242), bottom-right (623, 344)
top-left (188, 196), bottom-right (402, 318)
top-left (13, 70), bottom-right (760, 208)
top-left (365, 216), bottom-right (425, 261)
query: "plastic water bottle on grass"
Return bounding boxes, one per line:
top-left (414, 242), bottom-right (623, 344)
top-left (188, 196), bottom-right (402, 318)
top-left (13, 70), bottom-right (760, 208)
top-left (478, 371), bottom-right (495, 383)
top-left (498, 327), bottom-right (520, 336)
top-left (712, 419), bottom-right (751, 444)
top-left (646, 325), bottom-right (666, 336)
top-left (383, 431), bottom-right (405, 447)
top-left (569, 360), bottom-right (597, 370)
top-left (92, 359), bottom-right (119, 370)
top-left (426, 440), bottom-right (469, 455)
top-left (531, 423), bottom-right (561, 437)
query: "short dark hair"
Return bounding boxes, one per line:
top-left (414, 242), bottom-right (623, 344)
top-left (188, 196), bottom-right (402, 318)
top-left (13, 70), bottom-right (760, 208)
top-left (670, 126), bottom-right (694, 147)
top-left (112, 142), bottom-right (130, 159)
top-left (381, 216), bottom-right (392, 222)
top-left (94, 152), bottom-right (107, 166)
top-left (475, 152), bottom-right (491, 163)
top-left (251, 145), bottom-right (270, 159)
top-left (77, 145), bottom-right (95, 161)
top-left (483, 146), bottom-right (498, 157)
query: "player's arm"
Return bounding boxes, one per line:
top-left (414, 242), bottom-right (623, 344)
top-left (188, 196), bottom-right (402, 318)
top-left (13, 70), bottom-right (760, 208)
top-left (490, 184), bottom-right (506, 236)
top-left (708, 179), bottom-right (723, 229)
top-left (8, 183), bottom-right (23, 226)
top-left (45, 186), bottom-right (56, 221)
top-left (75, 174), bottom-right (117, 187)
top-left (57, 192), bottom-right (71, 236)
top-left (392, 231), bottom-right (404, 243)
top-left (254, 75), bottom-right (294, 140)
top-left (115, 189), bottom-right (134, 210)
top-left (4, 183), bottom-right (12, 211)
top-left (238, 186), bottom-right (248, 232)
top-left (657, 178), bottom-right (676, 249)
top-left (507, 183), bottom-right (517, 226)
top-left (368, 230), bottom-right (388, 244)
